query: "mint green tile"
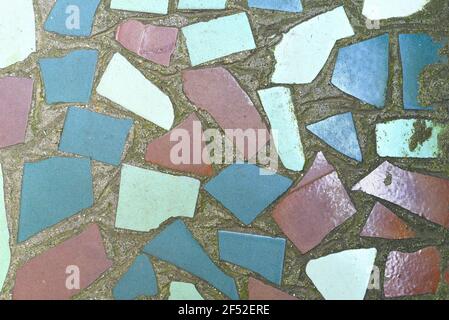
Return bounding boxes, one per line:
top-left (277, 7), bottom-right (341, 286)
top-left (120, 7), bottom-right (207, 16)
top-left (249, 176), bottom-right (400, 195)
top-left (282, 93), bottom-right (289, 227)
top-left (258, 87), bottom-right (305, 171)
top-left (115, 165), bottom-right (200, 232)
top-left (110, 0), bottom-right (169, 14)
top-left (182, 13), bottom-right (256, 66)
top-left (376, 119), bottom-right (443, 158)
top-left (178, 0), bottom-right (226, 9)
top-left (169, 282), bottom-right (204, 300)
top-left (0, 165), bottom-right (10, 291)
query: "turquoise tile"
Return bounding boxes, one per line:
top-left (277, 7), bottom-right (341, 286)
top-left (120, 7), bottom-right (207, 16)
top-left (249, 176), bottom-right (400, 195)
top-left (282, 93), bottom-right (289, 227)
top-left (18, 157), bottom-right (93, 242)
top-left (59, 107), bottom-right (133, 166)
top-left (113, 255), bottom-right (158, 300)
top-left (248, 0), bottom-right (303, 13)
top-left (219, 231), bottom-right (286, 285)
top-left (178, 0), bottom-right (226, 10)
top-left (0, 165), bottom-right (10, 291)
top-left (204, 164), bottom-right (293, 225)
top-left (110, 0), bottom-right (169, 14)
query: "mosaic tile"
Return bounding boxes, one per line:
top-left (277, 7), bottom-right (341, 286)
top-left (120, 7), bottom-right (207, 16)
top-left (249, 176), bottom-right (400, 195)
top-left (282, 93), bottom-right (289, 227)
top-left (182, 13), bottom-right (256, 66)
top-left (110, 0), bottom-right (169, 14)
top-left (272, 6), bottom-right (354, 84)
top-left (0, 165), bottom-right (10, 292)
top-left (113, 254), bottom-right (158, 300)
top-left (306, 248), bottom-right (377, 300)
top-left (248, 277), bottom-right (298, 300)
top-left (307, 112), bottom-right (363, 162)
top-left (384, 247), bottom-right (440, 298)
top-left (248, 0), bottom-right (303, 13)
top-left (115, 164), bottom-right (200, 232)
top-left (204, 164), bottom-right (292, 225)
top-left (273, 152), bottom-right (357, 253)
top-left (18, 157), bottom-right (93, 242)
top-left (39, 49), bottom-right (98, 104)
top-left (183, 67), bottom-right (269, 159)
top-left (361, 202), bottom-right (415, 240)
top-left (97, 53), bottom-right (174, 130)
top-left (143, 220), bottom-right (239, 300)
top-left (258, 87), bottom-right (305, 171)
top-left (218, 231), bottom-right (286, 285)
top-left (13, 224), bottom-right (112, 300)
top-left (178, 0), bottom-right (227, 10)
top-left (0, 77), bottom-right (34, 149)
top-left (376, 119), bottom-right (443, 158)
top-left (116, 20), bottom-right (178, 67)
top-left (59, 107), bottom-right (133, 166)
top-left (353, 161), bottom-right (449, 228)
top-left (169, 282), bottom-right (204, 300)
top-left (44, 0), bottom-right (101, 37)
top-left (362, 0), bottom-right (430, 20)
top-left (145, 113), bottom-right (214, 177)
top-left (0, 0), bottom-right (36, 68)
top-left (399, 33), bottom-right (448, 110)
top-left (332, 34), bottom-right (389, 108)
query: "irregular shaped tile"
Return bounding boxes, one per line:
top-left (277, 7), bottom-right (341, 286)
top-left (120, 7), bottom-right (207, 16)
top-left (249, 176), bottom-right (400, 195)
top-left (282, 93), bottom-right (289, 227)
top-left (219, 231), bottom-right (286, 285)
top-left (19, 157), bottom-right (94, 242)
top-left (113, 254), bottom-right (158, 300)
top-left (248, 277), bottom-right (298, 300)
top-left (376, 119), bottom-right (443, 158)
top-left (248, 0), bottom-right (303, 13)
top-left (116, 165), bottom-right (200, 232)
top-left (399, 34), bottom-right (448, 110)
top-left (45, 0), bottom-right (101, 37)
top-left (145, 113), bottom-right (213, 177)
top-left (332, 34), bottom-right (389, 108)
top-left (0, 165), bottom-right (10, 291)
top-left (97, 53), bottom-right (174, 130)
top-left (384, 247), bottom-right (440, 297)
top-left (13, 224), bottom-right (112, 300)
top-left (183, 67), bottom-right (269, 159)
top-left (363, 0), bottom-right (430, 20)
top-left (169, 282), bottom-right (204, 300)
top-left (116, 20), bottom-right (178, 66)
top-left (182, 13), bottom-right (256, 66)
top-left (39, 49), bottom-right (98, 104)
top-left (306, 248), bottom-right (377, 300)
top-left (0, 0), bottom-right (36, 68)
top-left (110, 0), bottom-right (169, 14)
top-left (307, 112), bottom-right (362, 162)
top-left (273, 152), bottom-right (357, 253)
top-left (0, 77), bottom-right (34, 149)
top-left (352, 161), bottom-right (449, 227)
top-left (258, 87), bottom-right (305, 171)
top-left (59, 107), bottom-right (133, 166)
top-left (272, 6), bottom-right (354, 84)
top-left (143, 220), bottom-right (239, 300)
top-left (204, 164), bottom-right (292, 225)
top-left (178, 0), bottom-right (227, 10)
top-left (361, 203), bottom-right (415, 240)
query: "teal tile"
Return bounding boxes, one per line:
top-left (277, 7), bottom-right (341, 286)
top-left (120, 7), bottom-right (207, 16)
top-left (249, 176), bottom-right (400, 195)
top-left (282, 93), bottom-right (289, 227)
top-left (0, 165), bottom-right (10, 291)
top-left (248, 0), bottom-right (303, 13)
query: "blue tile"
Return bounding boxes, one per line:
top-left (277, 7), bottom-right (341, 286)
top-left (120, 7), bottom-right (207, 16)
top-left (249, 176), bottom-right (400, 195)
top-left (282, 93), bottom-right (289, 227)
top-left (204, 164), bottom-right (292, 225)
top-left (332, 34), bottom-right (389, 108)
top-left (219, 231), bottom-right (286, 285)
top-left (399, 34), bottom-right (448, 110)
top-left (18, 157), bottom-right (93, 242)
top-left (143, 220), bottom-right (239, 300)
top-left (307, 112), bottom-right (362, 162)
top-left (44, 0), bottom-right (101, 37)
top-left (113, 254), bottom-right (158, 300)
top-left (59, 107), bottom-right (133, 166)
top-left (39, 49), bottom-right (98, 104)
top-left (248, 0), bottom-right (303, 12)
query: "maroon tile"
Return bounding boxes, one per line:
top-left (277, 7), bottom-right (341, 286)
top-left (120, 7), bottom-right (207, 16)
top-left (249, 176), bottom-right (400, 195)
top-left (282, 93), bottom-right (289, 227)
top-left (0, 77), bottom-right (33, 149)
top-left (353, 161), bottom-right (449, 228)
top-left (182, 67), bottom-right (269, 160)
top-left (361, 202), bottom-right (415, 240)
top-left (145, 113), bottom-right (214, 177)
top-left (248, 277), bottom-right (298, 300)
top-left (272, 152), bottom-right (356, 254)
top-left (116, 20), bottom-right (178, 66)
top-left (13, 224), bottom-right (113, 300)
top-left (384, 247), bottom-right (441, 298)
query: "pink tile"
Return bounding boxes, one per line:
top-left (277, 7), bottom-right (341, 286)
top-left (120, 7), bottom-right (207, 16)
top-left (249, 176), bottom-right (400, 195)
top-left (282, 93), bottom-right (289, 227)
top-left (248, 277), bottom-right (298, 300)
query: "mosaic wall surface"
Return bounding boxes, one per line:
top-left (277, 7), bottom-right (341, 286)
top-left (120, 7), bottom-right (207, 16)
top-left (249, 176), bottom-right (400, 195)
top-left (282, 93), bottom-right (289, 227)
top-left (1, 0), bottom-right (449, 300)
